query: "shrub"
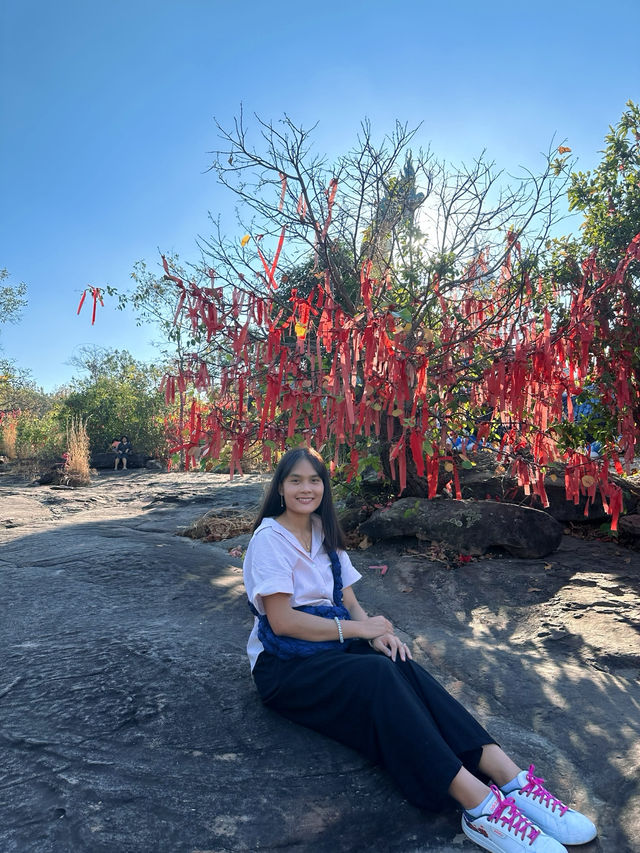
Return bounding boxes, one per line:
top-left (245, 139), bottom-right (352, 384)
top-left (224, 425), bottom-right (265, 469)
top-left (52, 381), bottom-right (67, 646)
top-left (16, 410), bottom-right (66, 462)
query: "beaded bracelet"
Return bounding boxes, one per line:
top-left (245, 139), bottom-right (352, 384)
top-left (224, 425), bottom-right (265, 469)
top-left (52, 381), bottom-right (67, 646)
top-left (334, 616), bottom-right (344, 643)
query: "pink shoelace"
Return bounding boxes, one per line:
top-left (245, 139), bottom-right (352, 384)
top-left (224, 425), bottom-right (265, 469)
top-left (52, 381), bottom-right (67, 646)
top-left (518, 765), bottom-right (569, 816)
top-left (487, 785), bottom-right (541, 845)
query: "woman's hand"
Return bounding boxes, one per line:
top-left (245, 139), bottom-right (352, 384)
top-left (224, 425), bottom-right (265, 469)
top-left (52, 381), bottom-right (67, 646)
top-left (351, 614), bottom-right (393, 640)
top-left (340, 589), bottom-right (396, 646)
top-left (369, 633), bottom-right (413, 662)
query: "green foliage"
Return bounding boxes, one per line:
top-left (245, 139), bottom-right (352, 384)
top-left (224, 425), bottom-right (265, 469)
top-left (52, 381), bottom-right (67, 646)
top-left (122, 259), bottom-right (186, 335)
top-left (124, 258), bottom-right (215, 353)
top-left (0, 359), bottom-right (63, 460)
top-left (280, 243), bottom-right (359, 306)
top-left (0, 358), bottom-right (40, 410)
top-left (545, 102), bottom-right (640, 446)
top-left (60, 349), bottom-right (168, 454)
top-left (15, 408), bottom-right (66, 460)
top-left (1, 350), bottom-right (169, 462)
top-left (0, 269), bottom-right (27, 328)
top-left (568, 100), bottom-right (640, 273)
top-left (551, 390), bottom-right (616, 454)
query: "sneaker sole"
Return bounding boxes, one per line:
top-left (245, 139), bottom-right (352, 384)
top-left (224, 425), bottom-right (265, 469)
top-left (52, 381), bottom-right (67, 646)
top-left (510, 801), bottom-right (597, 844)
top-left (545, 827), bottom-right (597, 845)
top-left (461, 819), bottom-right (519, 853)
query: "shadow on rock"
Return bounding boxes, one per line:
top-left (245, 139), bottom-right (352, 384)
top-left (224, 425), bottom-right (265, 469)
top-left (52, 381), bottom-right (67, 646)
top-left (0, 481), bottom-right (637, 852)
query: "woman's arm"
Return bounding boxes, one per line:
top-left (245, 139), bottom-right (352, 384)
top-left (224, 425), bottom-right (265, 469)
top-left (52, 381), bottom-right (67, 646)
top-left (342, 586), bottom-right (412, 662)
top-left (262, 593), bottom-right (392, 643)
top-left (342, 585), bottom-right (369, 621)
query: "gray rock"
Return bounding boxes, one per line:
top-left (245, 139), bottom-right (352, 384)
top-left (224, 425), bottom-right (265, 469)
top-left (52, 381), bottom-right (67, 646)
top-left (91, 451), bottom-right (150, 469)
top-left (619, 513), bottom-right (640, 537)
top-left (453, 451), bottom-right (639, 522)
top-left (359, 497), bottom-right (563, 557)
top-left (0, 471), bottom-right (635, 852)
top-left (145, 458), bottom-right (165, 471)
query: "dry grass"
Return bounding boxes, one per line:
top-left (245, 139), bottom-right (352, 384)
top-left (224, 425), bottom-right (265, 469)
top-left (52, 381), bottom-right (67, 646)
top-left (179, 507), bottom-right (255, 542)
top-left (65, 416), bottom-right (91, 485)
top-left (0, 414), bottom-right (18, 458)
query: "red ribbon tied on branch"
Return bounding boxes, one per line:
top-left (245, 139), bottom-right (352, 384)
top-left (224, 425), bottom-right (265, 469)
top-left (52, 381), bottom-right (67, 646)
top-left (76, 286), bottom-right (104, 325)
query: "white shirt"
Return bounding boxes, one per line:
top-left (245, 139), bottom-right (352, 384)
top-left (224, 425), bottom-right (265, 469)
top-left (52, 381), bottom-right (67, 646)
top-left (243, 515), bottom-right (362, 670)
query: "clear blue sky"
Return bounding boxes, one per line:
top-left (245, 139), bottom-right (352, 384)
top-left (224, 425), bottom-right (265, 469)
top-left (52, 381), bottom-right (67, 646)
top-left (1, 0), bottom-right (638, 392)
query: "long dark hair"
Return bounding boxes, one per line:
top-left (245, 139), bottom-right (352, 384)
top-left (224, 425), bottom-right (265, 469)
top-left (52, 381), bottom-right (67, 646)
top-left (252, 447), bottom-right (346, 551)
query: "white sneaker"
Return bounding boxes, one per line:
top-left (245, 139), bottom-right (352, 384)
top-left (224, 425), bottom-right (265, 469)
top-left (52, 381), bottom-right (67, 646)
top-left (461, 786), bottom-right (567, 852)
top-left (502, 765), bottom-right (597, 845)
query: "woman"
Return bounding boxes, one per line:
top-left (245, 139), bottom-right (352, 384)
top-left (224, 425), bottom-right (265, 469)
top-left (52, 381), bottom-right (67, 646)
top-left (243, 447), bottom-right (597, 852)
top-left (114, 435), bottom-right (132, 470)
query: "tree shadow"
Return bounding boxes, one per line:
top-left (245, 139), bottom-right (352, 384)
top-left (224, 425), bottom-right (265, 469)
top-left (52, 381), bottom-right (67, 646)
top-left (1, 508), bottom-right (637, 851)
top-left (355, 533), bottom-right (640, 851)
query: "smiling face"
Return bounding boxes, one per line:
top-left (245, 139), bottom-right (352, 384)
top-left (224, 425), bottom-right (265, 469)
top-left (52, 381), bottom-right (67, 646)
top-left (278, 458), bottom-right (325, 519)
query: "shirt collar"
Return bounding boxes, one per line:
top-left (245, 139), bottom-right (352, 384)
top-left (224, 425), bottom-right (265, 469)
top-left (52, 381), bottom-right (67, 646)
top-left (261, 514), bottom-right (322, 557)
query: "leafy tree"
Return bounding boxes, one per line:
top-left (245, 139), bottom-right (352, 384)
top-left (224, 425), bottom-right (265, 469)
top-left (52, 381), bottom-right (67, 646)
top-left (60, 348), bottom-right (168, 455)
top-left (568, 100), bottom-right (640, 273)
top-left (91, 110), bottom-right (638, 528)
top-left (156, 116), bottom-right (575, 487)
top-left (0, 359), bottom-right (64, 460)
top-left (0, 269), bottom-right (27, 329)
top-left (549, 101), bottom-right (640, 441)
top-left (0, 269), bottom-right (34, 456)
top-left (0, 358), bottom-right (40, 410)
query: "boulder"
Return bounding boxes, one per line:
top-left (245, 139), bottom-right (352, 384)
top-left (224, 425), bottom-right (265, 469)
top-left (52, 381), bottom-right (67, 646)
top-left (458, 466), bottom-right (635, 522)
top-left (37, 462), bottom-right (89, 487)
top-left (37, 464), bottom-right (66, 485)
top-left (619, 513), bottom-right (640, 538)
top-left (447, 451), bottom-right (640, 523)
top-left (359, 497), bottom-right (563, 558)
top-left (91, 451), bottom-right (150, 469)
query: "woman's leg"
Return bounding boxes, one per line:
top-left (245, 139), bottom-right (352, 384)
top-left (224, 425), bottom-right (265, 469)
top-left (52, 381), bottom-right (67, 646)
top-left (253, 646), bottom-right (493, 812)
top-left (477, 743), bottom-right (521, 787)
top-left (388, 672), bottom-right (523, 802)
top-left (448, 765), bottom-right (491, 810)
top-left (351, 644), bottom-right (498, 780)
top-left (447, 745), bottom-right (520, 808)
top-left (254, 649), bottom-right (593, 849)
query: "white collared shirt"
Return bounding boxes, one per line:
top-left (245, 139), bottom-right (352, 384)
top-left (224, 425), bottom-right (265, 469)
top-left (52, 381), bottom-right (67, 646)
top-left (243, 515), bottom-right (362, 670)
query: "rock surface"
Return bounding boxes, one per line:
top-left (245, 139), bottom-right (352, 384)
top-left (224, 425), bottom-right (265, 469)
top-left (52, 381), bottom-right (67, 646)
top-left (619, 513), bottom-right (640, 538)
top-left (0, 468), bottom-right (638, 852)
top-left (359, 497), bottom-right (564, 558)
top-left (90, 451), bottom-right (152, 469)
top-left (444, 450), bottom-right (640, 523)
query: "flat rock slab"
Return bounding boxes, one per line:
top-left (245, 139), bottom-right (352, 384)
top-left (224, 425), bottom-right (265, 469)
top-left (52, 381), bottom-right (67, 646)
top-left (0, 470), bottom-right (637, 852)
top-left (90, 451), bottom-right (151, 469)
top-left (1, 494), bottom-right (54, 528)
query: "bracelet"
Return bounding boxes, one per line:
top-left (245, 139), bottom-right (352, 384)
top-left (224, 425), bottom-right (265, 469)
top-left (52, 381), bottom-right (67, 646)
top-left (334, 616), bottom-right (344, 644)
